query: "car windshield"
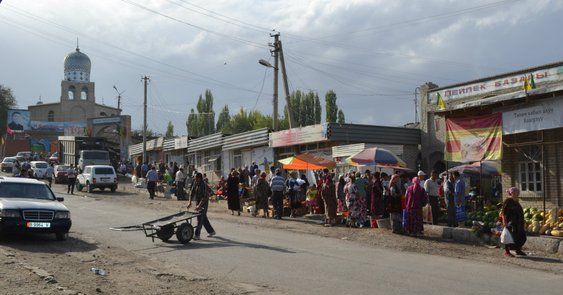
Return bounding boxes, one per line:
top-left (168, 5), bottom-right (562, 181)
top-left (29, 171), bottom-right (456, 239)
top-left (56, 165), bottom-right (70, 171)
top-left (0, 183), bottom-right (55, 200)
top-left (34, 163), bottom-right (48, 168)
top-left (3, 158), bottom-right (15, 163)
top-left (82, 151), bottom-right (109, 160)
top-left (94, 167), bottom-right (114, 175)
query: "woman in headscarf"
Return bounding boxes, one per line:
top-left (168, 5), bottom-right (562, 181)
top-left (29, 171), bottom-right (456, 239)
top-left (387, 174), bottom-right (403, 234)
top-left (345, 173), bottom-right (367, 227)
top-left (227, 170), bottom-right (241, 216)
top-left (501, 187), bottom-right (527, 257)
top-left (370, 172), bottom-right (384, 217)
top-left (253, 172), bottom-right (271, 218)
top-left (336, 175), bottom-right (346, 212)
top-left (321, 174), bottom-right (338, 226)
top-left (404, 176), bottom-right (426, 236)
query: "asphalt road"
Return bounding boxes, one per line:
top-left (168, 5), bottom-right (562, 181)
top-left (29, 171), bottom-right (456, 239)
top-left (49, 187), bottom-right (562, 295)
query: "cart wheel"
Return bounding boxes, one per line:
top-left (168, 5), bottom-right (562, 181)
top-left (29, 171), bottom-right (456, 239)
top-left (176, 222), bottom-right (194, 244)
top-left (156, 225), bottom-right (175, 242)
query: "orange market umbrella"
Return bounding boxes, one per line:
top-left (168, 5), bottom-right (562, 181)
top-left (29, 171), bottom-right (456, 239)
top-left (278, 153), bottom-right (336, 170)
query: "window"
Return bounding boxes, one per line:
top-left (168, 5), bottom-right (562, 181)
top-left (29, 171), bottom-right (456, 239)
top-left (68, 86), bottom-right (75, 100)
top-left (0, 183), bottom-right (54, 200)
top-left (81, 87), bottom-right (88, 100)
top-left (48, 110), bottom-right (54, 122)
top-left (94, 167), bottom-right (115, 175)
top-left (233, 151), bottom-right (242, 169)
top-left (518, 161), bottom-right (542, 192)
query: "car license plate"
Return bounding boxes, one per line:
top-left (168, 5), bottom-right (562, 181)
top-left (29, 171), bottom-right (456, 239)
top-left (26, 222), bottom-right (51, 228)
top-left (100, 177), bottom-right (110, 182)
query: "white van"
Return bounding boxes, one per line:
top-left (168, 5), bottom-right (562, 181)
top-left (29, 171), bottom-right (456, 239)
top-left (76, 165), bottom-right (118, 193)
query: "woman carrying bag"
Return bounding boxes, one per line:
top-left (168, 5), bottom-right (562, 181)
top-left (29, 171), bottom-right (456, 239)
top-left (500, 187), bottom-right (527, 257)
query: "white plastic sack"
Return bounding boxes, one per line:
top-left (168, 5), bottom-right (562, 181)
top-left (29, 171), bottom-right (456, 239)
top-left (500, 227), bottom-right (514, 244)
top-left (131, 175), bottom-right (138, 184)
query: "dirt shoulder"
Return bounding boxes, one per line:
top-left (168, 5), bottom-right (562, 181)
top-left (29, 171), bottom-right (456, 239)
top-left (0, 231), bottom-right (254, 295)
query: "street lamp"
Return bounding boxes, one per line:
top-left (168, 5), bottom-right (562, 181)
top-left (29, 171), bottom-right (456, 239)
top-left (259, 59), bottom-right (276, 69)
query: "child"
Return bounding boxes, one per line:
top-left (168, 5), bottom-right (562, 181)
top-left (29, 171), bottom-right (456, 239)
top-left (306, 184), bottom-right (318, 215)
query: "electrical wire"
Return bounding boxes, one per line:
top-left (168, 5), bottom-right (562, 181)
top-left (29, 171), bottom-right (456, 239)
top-left (2, 4), bottom-right (269, 95)
top-left (120, 0), bottom-right (268, 49)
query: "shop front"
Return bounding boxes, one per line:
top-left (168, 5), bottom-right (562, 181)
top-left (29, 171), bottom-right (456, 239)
top-left (221, 128), bottom-right (272, 176)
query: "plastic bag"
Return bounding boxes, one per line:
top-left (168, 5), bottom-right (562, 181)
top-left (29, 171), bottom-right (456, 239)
top-left (500, 227), bottom-right (514, 244)
top-left (131, 175), bottom-right (138, 184)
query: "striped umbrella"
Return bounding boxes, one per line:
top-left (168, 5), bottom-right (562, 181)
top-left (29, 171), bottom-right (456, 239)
top-left (349, 147), bottom-right (407, 167)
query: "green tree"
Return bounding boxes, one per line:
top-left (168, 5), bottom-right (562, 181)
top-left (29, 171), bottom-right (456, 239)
top-left (0, 84), bottom-right (17, 136)
top-left (230, 108), bottom-right (252, 133)
top-left (337, 109), bottom-right (346, 124)
top-left (216, 105), bottom-right (232, 134)
top-left (248, 110), bottom-right (273, 130)
top-left (131, 128), bottom-right (157, 138)
top-left (314, 93), bottom-right (322, 124)
top-left (325, 90), bottom-right (338, 123)
top-left (186, 108), bottom-right (199, 137)
top-left (165, 121), bottom-right (174, 138)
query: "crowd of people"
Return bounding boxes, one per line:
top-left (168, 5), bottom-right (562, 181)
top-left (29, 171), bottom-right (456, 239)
top-left (131, 160), bottom-right (526, 256)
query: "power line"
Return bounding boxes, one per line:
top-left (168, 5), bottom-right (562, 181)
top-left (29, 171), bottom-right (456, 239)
top-left (2, 4), bottom-right (269, 95)
top-left (120, 0), bottom-right (268, 49)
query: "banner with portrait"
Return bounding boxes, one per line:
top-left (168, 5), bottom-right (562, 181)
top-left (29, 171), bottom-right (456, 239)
top-left (445, 113), bottom-right (503, 163)
top-left (7, 109), bottom-right (30, 132)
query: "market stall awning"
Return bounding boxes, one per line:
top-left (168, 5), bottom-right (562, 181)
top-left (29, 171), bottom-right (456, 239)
top-left (447, 161), bottom-right (501, 176)
top-left (349, 147), bottom-right (407, 167)
top-left (279, 153), bottom-right (336, 170)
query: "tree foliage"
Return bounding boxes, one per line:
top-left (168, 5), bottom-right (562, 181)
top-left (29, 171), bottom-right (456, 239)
top-left (165, 121), bottom-right (174, 138)
top-left (285, 90), bottom-right (322, 127)
top-left (216, 105), bottom-right (232, 134)
top-left (0, 84), bottom-right (17, 136)
top-left (186, 90), bottom-right (216, 137)
top-left (337, 109), bottom-right (346, 124)
top-left (325, 90), bottom-right (338, 123)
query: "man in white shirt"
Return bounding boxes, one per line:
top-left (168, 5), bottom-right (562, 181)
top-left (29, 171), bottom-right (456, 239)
top-left (424, 170), bottom-right (441, 225)
top-left (175, 167), bottom-right (186, 200)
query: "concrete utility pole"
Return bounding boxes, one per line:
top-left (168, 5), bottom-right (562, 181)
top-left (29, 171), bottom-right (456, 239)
top-left (278, 39), bottom-right (293, 129)
top-left (142, 76), bottom-right (150, 164)
top-left (272, 33), bottom-right (280, 131)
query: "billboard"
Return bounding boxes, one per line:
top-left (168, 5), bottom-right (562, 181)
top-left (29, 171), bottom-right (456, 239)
top-left (7, 109), bottom-right (30, 132)
top-left (29, 121), bottom-right (87, 134)
top-left (445, 113), bottom-right (503, 162)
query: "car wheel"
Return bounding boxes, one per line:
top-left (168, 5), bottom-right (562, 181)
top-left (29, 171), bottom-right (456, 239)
top-left (86, 182), bottom-right (93, 193)
top-left (55, 232), bottom-right (68, 241)
top-left (111, 186), bottom-right (116, 193)
top-left (77, 183), bottom-right (83, 192)
top-left (176, 222), bottom-right (194, 244)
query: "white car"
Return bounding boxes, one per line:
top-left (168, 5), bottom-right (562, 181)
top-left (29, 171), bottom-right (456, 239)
top-left (1, 157), bottom-right (17, 173)
top-left (30, 161), bottom-right (50, 179)
top-left (76, 165), bottom-right (118, 193)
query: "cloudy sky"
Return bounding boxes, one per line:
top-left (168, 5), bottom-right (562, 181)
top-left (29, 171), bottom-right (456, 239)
top-left (1, 0), bottom-right (562, 135)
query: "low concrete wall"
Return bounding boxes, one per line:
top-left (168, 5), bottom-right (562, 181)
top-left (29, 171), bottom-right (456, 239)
top-left (425, 224), bottom-right (563, 254)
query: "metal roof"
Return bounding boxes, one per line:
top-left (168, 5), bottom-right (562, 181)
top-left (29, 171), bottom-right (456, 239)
top-left (222, 128), bottom-right (269, 151)
top-left (187, 133), bottom-right (223, 152)
top-left (327, 123), bottom-right (420, 146)
top-left (163, 138), bottom-right (175, 152)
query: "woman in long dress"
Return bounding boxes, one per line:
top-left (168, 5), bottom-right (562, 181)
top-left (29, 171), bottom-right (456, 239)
top-left (321, 175), bottom-right (337, 226)
top-left (226, 171), bottom-right (241, 216)
top-left (345, 174), bottom-right (367, 227)
top-left (404, 176), bottom-right (426, 235)
top-left (501, 187), bottom-right (527, 257)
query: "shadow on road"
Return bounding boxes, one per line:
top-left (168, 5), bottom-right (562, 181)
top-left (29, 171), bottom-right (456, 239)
top-left (150, 236), bottom-right (296, 254)
top-left (0, 233), bottom-right (98, 254)
top-left (518, 256), bottom-right (562, 264)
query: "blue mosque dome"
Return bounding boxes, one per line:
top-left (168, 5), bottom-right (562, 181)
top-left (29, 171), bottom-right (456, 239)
top-left (64, 46), bottom-right (91, 82)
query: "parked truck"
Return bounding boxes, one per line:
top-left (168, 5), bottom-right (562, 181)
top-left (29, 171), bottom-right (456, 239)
top-left (58, 136), bottom-right (110, 172)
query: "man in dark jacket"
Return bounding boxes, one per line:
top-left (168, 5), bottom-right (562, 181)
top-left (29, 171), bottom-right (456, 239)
top-left (188, 173), bottom-right (215, 240)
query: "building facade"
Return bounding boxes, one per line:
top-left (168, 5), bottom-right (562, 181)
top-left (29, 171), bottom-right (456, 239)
top-left (420, 61), bottom-right (563, 208)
